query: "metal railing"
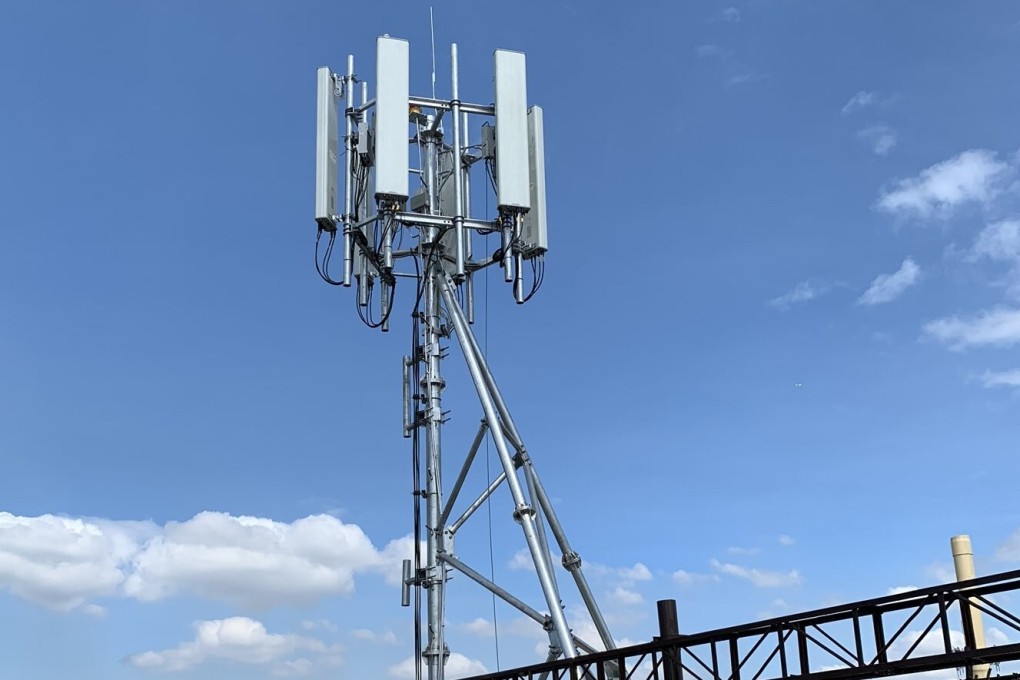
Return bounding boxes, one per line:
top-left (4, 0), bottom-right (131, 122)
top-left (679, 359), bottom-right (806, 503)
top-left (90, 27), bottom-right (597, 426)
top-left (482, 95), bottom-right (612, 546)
top-left (465, 569), bottom-right (1020, 680)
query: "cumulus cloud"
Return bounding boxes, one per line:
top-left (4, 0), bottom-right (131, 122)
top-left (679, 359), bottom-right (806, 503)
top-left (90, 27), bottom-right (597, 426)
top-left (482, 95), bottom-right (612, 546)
top-left (352, 628), bottom-right (397, 644)
top-left (998, 529), bottom-right (1020, 561)
top-left (672, 569), bottom-right (715, 586)
top-left (123, 512), bottom-right (400, 607)
top-left (388, 653), bottom-right (487, 680)
top-left (709, 559), bottom-right (802, 587)
top-left (696, 44), bottom-right (729, 59)
top-left (616, 563), bottom-right (652, 582)
top-left (858, 258), bottom-right (921, 305)
top-left (127, 616), bottom-right (337, 673)
top-left (769, 280), bottom-right (835, 310)
top-left (980, 369), bottom-right (1020, 388)
top-left (460, 617), bottom-right (494, 636)
top-left (0, 511), bottom-right (411, 611)
top-left (842, 90), bottom-right (879, 114)
top-left (887, 585), bottom-right (919, 596)
top-left (778, 535), bottom-right (795, 546)
top-left (970, 220), bottom-right (1020, 296)
top-left (720, 6), bottom-right (741, 22)
top-left (0, 512), bottom-right (154, 611)
top-left (923, 307), bottom-right (1020, 350)
top-left (858, 125), bottom-right (897, 156)
top-left (972, 220), bottom-right (1020, 262)
top-left (876, 149), bottom-right (1013, 219)
top-left (610, 586), bottom-right (644, 605)
top-left (508, 548), bottom-right (536, 572)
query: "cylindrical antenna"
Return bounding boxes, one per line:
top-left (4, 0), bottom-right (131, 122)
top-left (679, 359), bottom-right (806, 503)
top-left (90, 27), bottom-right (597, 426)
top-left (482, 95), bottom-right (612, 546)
top-left (342, 55), bottom-right (355, 286)
top-left (401, 558), bottom-right (413, 606)
top-left (952, 535), bottom-right (990, 679)
top-left (513, 213), bottom-right (525, 303)
top-left (501, 216), bottom-right (513, 282)
top-left (462, 110), bottom-right (474, 323)
top-left (450, 43), bottom-right (466, 280)
top-left (402, 356), bottom-right (413, 438)
top-left (381, 281), bottom-right (391, 332)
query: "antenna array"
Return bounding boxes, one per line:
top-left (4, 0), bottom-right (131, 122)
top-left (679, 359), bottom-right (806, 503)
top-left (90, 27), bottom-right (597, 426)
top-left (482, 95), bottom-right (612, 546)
top-left (314, 36), bottom-right (609, 680)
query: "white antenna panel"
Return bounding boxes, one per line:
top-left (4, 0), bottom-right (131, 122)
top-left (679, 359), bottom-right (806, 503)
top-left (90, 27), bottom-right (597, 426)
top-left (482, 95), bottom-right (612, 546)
top-left (494, 50), bottom-right (530, 211)
top-left (374, 36), bottom-right (410, 203)
top-left (315, 67), bottom-right (339, 229)
top-left (521, 106), bottom-right (547, 256)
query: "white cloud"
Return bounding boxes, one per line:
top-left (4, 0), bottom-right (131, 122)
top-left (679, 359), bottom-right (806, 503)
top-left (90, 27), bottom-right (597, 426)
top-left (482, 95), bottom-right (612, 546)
top-left (726, 546), bottom-right (761, 556)
top-left (842, 90), bottom-right (878, 114)
top-left (998, 529), bottom-right (1020, 561)
top-left (0, 512), bottom-right (153, 611)
top-left (127, 617), bottom-right (334, 673)
top-left (610, 586), bottom-right (644, 605)
top-left (352, 628), bottom-right (397, 644)
top-left (876, 149), bottom-right (1013, 219)
top-left (769, 280), bottom-right (835, 310)
top-left (980, 369), bottom-right (1020, 388)
top-left (858, 258), bottom-right (921, 305)
top-left (460, 617), bottom-right (494, 636)
top-left (923, 307), bottom-right (1020, 350)
top-left (858, 124), bottom-right (897, 156)
top-left (720, 7), bottom-right (741, 22)
top-left (617, 562), bottom-right (652, 582)
top-left (0, 511), bottom-right (411, 612)
top-left (300, 619), bottom-right (338, 633)
top-left (970, 220), bottom-right (1020, 296)
top-left (709, 559), bottom-right (802, 587)
top-left (508, 548), bottom-right (535, 572)
top-left (672, 569), bottom-right (716, 586)
top-left (778, 534), bottom-right (795, 546)
top-left (388, 653), bottom-right (487, 680)
top-left (696, 44), bottom-right (729, 59)
top-left (972, 220), bottom-right (1020, 262)
top-left (925, 561), bottom-right (956, 583)
top-left (728, 72), bottom-right (766, 87)
top-left (887, 585), bottom-right (919, 595)
top-left (124, 512), bottom-right (390, 607)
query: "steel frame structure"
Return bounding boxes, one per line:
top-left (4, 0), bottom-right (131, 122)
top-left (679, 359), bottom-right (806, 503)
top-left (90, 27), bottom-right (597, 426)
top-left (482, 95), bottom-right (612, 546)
top-left (461, 569), bottom-right (1020, 680)
top-left (316, 40), bottom-right (613, 680)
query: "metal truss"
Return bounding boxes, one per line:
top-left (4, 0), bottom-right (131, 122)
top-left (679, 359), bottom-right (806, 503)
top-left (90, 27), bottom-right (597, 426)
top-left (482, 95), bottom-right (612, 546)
top-left (463, 569), bottom-right (1020, 680)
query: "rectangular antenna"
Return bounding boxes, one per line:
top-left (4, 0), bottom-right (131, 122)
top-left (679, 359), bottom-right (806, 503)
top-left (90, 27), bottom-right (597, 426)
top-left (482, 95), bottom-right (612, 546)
top-left (493, 50), bottom-right (530, 211)
top-left (374, 36), bottom-right (410, 204)
top-left (315, 67), bottom-right (338, 230)
top-left (521, 106), bottom-right (547, 257)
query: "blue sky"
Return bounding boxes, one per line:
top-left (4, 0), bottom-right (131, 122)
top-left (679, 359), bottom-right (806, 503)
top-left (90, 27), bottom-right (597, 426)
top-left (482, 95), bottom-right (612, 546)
top-left (2, 1), bottom-right (1020, 678)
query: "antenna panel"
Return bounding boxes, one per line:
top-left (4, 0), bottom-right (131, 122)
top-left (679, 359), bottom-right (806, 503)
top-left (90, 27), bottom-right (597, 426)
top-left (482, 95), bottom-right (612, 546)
top-left (521, 106), bottom-right (547, 257)
top-left (494, 50), bottom-right (530, 211)
top-left (315, 67), bottom-right (339, 230)
top-left (374, 36), bottom-right (410, 203)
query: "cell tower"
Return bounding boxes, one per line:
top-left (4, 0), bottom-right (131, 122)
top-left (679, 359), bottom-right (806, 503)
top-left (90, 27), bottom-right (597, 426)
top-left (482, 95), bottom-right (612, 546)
top-left (314, 36), bottom-right (613, 680)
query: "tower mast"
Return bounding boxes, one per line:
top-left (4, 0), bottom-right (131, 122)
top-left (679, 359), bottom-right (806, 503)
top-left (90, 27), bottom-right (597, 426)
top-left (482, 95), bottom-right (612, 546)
top-left (314, 36), bottom-right (612, 680)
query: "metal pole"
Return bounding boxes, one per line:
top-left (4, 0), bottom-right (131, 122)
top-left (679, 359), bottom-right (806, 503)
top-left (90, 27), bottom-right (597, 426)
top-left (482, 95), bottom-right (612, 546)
top-left (528, 467), bottom-right (616, 651)
top-left (450, 44), bottom-right (466, 281)
top-left (437, 273), bottom-right (577, 659)
top-left (462, 110), bottom-right (474, 324)
top-left (951, 535), bottom-right (990, 679)
top-left (440, 265), bottom-right (615, 651)
top-left (440, 421), bottom-right (488, 527)
top-left (421, 124), bottom-right (447, 680)
top-left (448, 471), bottom-right (507, 536)
top-left (342, 55), bottom-right (354, 286)
top-left (441, 554), bottom-right (600, 657)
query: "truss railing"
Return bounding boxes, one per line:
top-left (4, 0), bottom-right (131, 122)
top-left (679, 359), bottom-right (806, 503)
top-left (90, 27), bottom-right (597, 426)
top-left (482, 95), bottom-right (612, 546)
top-left (464, 569), bottom-right (1020, 680)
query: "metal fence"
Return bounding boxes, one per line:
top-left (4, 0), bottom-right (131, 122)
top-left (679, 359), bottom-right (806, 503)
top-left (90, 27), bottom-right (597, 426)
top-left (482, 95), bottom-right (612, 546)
top-left (465, 569), bottom-right (1020, 680)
